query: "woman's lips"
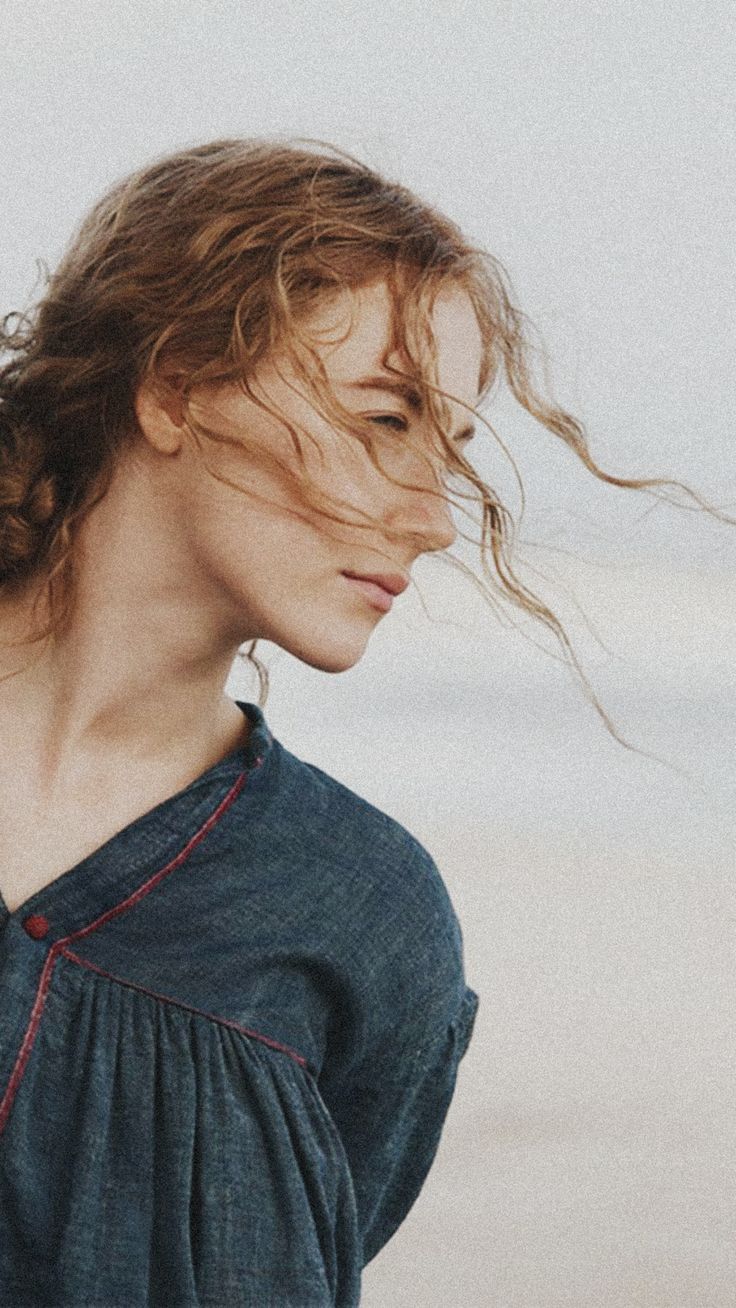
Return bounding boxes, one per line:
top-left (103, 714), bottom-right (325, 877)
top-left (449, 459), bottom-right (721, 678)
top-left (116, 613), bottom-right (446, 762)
top-left (342, 574), bottom-right (394, 612)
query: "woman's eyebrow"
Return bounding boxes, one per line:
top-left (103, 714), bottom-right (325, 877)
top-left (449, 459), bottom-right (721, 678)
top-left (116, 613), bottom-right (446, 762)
top-left (349, 374), bottom-right (424, 410)
top-left (348, 375), bottom-right (476, 440)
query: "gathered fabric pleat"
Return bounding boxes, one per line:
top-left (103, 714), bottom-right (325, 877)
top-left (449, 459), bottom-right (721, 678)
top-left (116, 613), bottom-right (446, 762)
top-left (0, 961), bottom-right (362, 1307)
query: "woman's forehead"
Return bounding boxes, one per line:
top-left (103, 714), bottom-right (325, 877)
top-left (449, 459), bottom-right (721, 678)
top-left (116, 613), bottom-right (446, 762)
top-left (305, 278), bottom-right (483, 405)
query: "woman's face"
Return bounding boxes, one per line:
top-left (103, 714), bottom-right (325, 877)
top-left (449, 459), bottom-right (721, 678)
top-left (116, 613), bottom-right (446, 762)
top-left (146, 277), bottom-right (483, 674)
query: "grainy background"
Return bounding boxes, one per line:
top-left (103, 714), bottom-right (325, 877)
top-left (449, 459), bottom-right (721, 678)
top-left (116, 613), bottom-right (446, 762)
top-left (3, 3), bottom-right (735, 1303)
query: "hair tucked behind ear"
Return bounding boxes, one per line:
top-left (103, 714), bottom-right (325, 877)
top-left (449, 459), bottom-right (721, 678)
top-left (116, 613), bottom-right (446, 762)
top-left (0, 136), bottom-right (730, 766)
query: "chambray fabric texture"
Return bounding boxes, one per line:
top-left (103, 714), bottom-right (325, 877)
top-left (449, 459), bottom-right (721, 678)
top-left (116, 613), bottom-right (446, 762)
top-left (0, 700), bottom-right (479, 1308)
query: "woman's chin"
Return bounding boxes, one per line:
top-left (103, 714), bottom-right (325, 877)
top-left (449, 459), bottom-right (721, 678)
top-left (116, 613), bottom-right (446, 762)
top-left (279, 633), bottom-right (372, 675)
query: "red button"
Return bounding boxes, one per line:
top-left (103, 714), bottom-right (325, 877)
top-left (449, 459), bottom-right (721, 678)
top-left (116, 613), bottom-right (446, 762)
top-left (23, 914), bottom-right (50, 940)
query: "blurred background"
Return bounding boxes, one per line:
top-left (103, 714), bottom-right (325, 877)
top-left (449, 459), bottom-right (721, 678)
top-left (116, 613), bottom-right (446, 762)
top-left (3, 2), bottom-right (735, 1303)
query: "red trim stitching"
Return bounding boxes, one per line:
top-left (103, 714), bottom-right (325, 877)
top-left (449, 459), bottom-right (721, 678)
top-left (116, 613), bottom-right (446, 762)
top-left (0, 948), bottom-right (59, 1133)
top-left (60, 947), bottom-right (309, 1069)
top-left (59, 765), bottom-right (254, 948)
top-left (0, 767), bottom-right (260, 1134)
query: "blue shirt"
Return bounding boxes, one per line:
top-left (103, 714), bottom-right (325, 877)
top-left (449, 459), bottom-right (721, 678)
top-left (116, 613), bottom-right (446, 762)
top-left (0, 700), bottom-right (479, 1306)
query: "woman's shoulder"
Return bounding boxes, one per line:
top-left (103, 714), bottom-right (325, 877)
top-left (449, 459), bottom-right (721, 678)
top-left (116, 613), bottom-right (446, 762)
top-left (270, 741), bottom-right (464, 950)
top-left (275, 741), bottom-right (429, 856)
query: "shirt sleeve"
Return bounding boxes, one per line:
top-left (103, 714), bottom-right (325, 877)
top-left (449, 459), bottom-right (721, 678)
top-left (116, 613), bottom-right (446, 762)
top-left (315, 840), bottom-right (480, 1266)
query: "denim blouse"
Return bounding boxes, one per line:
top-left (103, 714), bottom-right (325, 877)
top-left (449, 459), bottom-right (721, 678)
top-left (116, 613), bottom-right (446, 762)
top-left (0, 700), bottom-right (479, 1307)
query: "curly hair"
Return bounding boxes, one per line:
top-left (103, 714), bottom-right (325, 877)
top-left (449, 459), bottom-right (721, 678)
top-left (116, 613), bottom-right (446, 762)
top-left (0, 136), bottom-right (726, 764)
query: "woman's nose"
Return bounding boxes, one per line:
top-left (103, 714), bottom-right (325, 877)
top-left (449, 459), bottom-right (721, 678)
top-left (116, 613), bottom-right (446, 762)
top-left (385, 460), bottom-right (458, 555)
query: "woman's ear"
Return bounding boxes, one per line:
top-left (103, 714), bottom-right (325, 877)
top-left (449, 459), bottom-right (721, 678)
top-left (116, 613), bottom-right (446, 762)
top-left (133, 377), bottom-right (186, 455)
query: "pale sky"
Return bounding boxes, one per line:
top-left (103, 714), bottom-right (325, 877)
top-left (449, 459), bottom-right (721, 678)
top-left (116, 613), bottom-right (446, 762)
top-left (3, 4), bottom-right (735, 1302)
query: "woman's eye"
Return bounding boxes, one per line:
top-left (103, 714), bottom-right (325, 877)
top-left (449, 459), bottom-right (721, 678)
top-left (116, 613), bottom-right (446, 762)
top-left (367, 413), bottom-right (408, 432)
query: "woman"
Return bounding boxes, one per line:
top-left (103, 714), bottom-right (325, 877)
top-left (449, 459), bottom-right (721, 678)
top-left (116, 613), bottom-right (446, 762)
top-left (0, 137), bottom-right (719, 1306)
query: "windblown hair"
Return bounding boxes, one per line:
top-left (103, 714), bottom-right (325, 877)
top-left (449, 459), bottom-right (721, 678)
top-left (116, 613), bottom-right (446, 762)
top-left (0, 136), bottom-right (724, 759)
